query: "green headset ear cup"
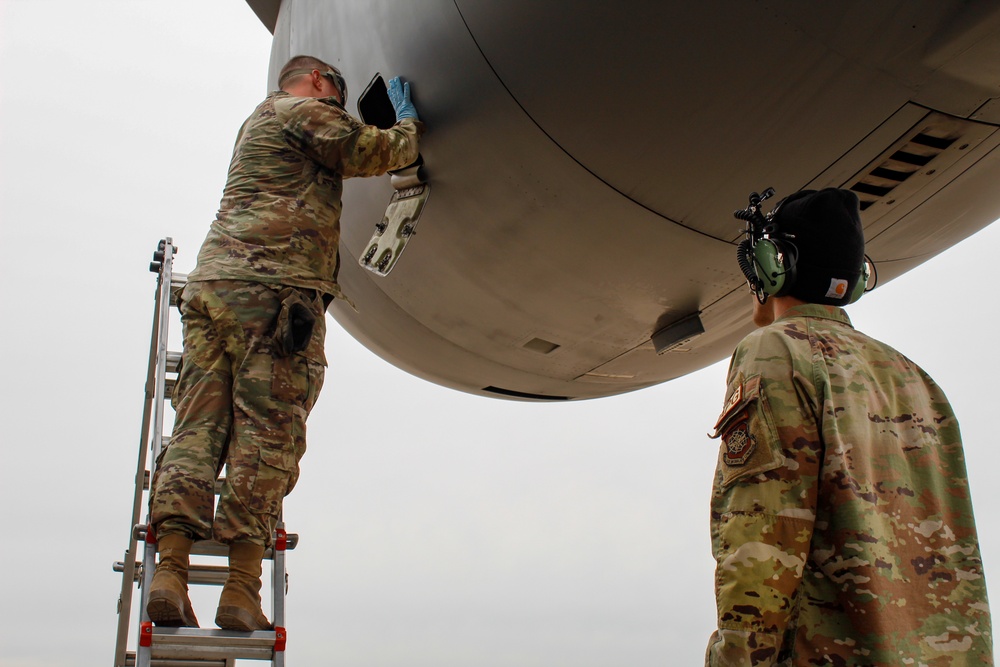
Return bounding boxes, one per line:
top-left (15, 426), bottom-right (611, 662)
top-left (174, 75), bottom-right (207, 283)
top-left (753, 238), bottom-right (789, 296)
top-left (847, 260), bottom-right (870, 304)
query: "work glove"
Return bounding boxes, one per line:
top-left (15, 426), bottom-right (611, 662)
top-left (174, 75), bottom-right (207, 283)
top-left (387, 76), bottom-right (419, 122)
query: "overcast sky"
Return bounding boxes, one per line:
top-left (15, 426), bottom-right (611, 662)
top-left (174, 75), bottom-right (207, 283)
top-left (1, 2), bottom-right (998, 666)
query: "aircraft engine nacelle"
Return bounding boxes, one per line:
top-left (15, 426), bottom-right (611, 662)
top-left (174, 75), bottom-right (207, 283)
top-left (246, 0), bottom-right (1000, 400)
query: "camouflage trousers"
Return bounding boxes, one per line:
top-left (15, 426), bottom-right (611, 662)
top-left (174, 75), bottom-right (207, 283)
top-left (150, 280), bottom-right (327, 547)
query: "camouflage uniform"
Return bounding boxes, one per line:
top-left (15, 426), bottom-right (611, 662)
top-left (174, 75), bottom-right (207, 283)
top-left (150, 91), bottom-right (423, 546)
top-left (707, 303), bottom-right (993, 666)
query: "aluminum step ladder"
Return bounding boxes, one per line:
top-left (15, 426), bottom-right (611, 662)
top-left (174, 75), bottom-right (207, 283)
top-left (112, 239), bottom-right (295, 667)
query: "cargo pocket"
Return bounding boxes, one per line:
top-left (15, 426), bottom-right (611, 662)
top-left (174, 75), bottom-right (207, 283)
top-left (250, 440), bottom-right (297, 516)
top-left (240, 356), bottom-right (300, 516)
top-left (251, 360), bottom-right (322, 512)
top-left (711, 374), bottom-right (782, 489)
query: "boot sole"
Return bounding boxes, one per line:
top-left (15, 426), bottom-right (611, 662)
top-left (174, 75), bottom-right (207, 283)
top-left (147, 590), bottom-right (199, 627)
top-left (216, 605), bottom-right (272, 632)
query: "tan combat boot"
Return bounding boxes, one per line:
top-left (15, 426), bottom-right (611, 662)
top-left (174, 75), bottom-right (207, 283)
top-left (215, 542), bottom-right (272, 631)
top-left (146, 533), bottom-right (200, 627)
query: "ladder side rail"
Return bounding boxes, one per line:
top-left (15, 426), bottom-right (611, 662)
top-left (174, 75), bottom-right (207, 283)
top-left (272, 522), bottom-right (288, 667)
top-left (149, 238), bottom-right (177, 468)
top-left (114, 241), bottom-right (174, 667)
top-left (137, 239), bottom-right (179, 667)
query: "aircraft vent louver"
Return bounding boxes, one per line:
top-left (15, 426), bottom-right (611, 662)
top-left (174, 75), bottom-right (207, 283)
top-left (849, 125), bottom-right (960, 211)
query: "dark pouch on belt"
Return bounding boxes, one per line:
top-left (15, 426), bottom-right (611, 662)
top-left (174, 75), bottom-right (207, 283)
top-left (273, 288), bottom-right (316, 357)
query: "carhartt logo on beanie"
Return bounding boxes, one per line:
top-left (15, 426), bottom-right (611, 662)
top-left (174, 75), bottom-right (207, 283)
top-left (771, 188), bottom-right (865, 306)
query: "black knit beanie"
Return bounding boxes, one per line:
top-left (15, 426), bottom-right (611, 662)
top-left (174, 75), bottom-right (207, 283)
top-left (771, 188), bottom-right (866, 306)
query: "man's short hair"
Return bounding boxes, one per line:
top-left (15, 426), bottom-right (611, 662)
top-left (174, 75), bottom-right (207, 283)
top-left (278, 55), bottom-right (336, 90)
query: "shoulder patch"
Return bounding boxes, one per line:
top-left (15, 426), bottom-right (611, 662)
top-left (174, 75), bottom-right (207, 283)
top-left (712, 374), bottom-right (760, 436)
top-left (719, 382), bottom-right (743, 428)
top-left (721, 417), bottom-right (756, 466)
top-left (711, 374), bottom-right (781, 487)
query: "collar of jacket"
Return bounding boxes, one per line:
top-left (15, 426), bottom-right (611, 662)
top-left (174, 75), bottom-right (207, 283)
top-left (270, 89), bottom-right (346, 110)
top-left (775, 302), bottom-right (853, 328)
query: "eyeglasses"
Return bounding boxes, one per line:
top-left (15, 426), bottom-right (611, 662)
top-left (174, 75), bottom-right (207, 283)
top-left (322, 68), bottom-right (347, 104)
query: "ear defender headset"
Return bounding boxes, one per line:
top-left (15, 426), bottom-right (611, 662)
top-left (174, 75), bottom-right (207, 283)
top-left (735, 188), bottom-right (873, 305)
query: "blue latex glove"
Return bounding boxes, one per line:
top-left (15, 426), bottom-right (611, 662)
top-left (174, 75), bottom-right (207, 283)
top-left (387, 76), bottom-right (419, 121)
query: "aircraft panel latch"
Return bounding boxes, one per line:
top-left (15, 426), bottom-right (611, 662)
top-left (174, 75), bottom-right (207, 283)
top-left (360, 159), bottom-right (430, 276)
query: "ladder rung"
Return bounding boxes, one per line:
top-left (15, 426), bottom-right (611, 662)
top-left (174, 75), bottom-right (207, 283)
top-left (169, 273), bottom-right (188, 307)
top-left (144, 627), bottom-right (279, 662)
top-left (131, 526), bottom-right (298, 557)
top-left (165, 351), bottom-right (182, 374)
top-left (188, 564), bottom-right (230, 586)
top-left (114, 562), bottom-right (231, 586)
top-left (161, 350), bottom-right (180, 400)
top-left (191, 538), bottom-right (298, 559)
top-left (125, 653), bottom-right (230, 667)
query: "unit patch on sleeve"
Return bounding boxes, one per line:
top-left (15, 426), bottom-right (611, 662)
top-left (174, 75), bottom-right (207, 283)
top-left (711, 374), bottom-right (781, 485)
top-left (722, 418), bottom-right (756, 466)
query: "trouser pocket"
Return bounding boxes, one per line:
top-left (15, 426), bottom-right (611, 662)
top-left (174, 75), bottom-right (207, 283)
top-left (272, 287), bottom-right (316, 357)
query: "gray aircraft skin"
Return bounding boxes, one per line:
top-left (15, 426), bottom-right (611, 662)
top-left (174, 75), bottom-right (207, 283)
top-left (244, 0), bottom-right (1000, 401)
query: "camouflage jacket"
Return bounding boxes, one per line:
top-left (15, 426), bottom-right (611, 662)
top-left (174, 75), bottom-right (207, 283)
top-left (188, 91), bottom-right (423, 298)
top-left (706, 304), bottom-right (992, 666)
